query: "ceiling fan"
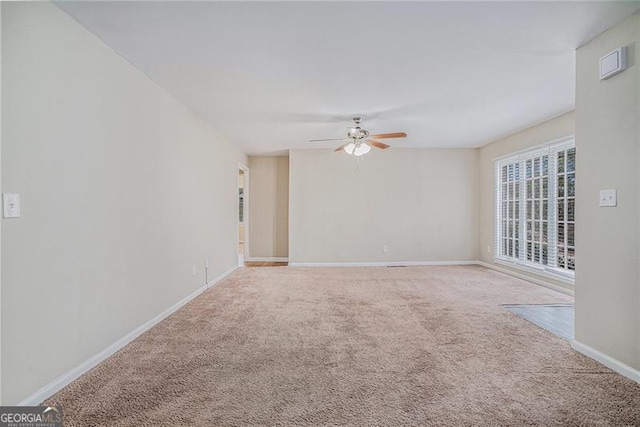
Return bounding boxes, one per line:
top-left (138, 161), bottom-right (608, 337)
top-left (309, 117), bottom-right (407, 156)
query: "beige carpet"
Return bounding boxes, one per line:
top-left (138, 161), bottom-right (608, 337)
top-left (46, 266), bottom-right (640, 426)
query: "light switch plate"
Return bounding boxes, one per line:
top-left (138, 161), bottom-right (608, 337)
top-left (599, 189), bottom-right (617, 207)
top-left (2, 193), bottom-right (21, 218)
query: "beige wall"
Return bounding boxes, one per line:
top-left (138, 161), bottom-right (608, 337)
top-left (248, 156), bottom-right (289, 259)
top-left (478, 111), bottom-right (575, 291)
top-left (289, 148), bottom-right (479, 264)
top-left (1, 2), bottom-right (246, 404)
top-left (575, 13), bottom-right (639, 370)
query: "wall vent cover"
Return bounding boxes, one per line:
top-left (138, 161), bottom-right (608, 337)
top-left (600, 47), bottom-right (627, 80)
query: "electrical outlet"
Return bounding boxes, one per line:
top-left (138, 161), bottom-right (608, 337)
top-left (383, 244), bottom-right (390, 253)
top-left (192, 265), bottom-right (197, 277)
top-left (487, 245), bottom-right (491, 254)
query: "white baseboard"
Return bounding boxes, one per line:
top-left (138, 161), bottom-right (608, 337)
top-left (246, 257), bottom-right (288, 262)
top-left (571, 340), bottom-right (640, 385)
top-left (288, 260), bottom-right (478, 267)
top-left (477, 261), bottom-right (574, 296)
top-left (17, 265), bottom-right (238, 406)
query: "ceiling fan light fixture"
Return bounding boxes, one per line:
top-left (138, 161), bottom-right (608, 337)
top-left (344, 142), bottom-right (356, 155)
top-left (353, 142), bottom-right (371, 156)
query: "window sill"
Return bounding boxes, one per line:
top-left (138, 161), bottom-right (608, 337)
top-left (494, 258), bottom-right (575, 285)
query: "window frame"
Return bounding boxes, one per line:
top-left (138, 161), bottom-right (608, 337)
top-left (494, 136), bottom-right (575, 284)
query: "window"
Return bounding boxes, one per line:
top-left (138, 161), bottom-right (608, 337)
top-left (495, 137), bottom-right (575, 279)
top-left (524, 152), bottom-right (549, 266)
top-left (556, 146), bottom-right (576, 271)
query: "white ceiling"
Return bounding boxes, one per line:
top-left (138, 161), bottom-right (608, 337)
top-left (56, 1), bottom-right (640, 155)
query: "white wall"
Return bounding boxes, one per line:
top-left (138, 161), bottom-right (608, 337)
top-left (248, 156), bottom-right (289, 259)
top-left (478, 111), bottom-right (575, 291)
top-left (1, 2), bottom-right (246, 404)
top-left (574, 12), bottom-right (639, 370)
top-left (289, 148), bottom-right (479, 264)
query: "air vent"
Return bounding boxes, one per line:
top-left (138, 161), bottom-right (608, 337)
top-left (600, 47), bottom-right (627, 80)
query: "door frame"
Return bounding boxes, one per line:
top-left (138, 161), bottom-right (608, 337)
top-left (238, 162), bottom-right (249, 266)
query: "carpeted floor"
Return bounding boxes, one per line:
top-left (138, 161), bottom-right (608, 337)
top-left (46, 266), bottom-right (640, 426)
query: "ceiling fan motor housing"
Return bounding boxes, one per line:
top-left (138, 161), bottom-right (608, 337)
top-left (347, 116), bottom-right (369, 139)
top-left (347, 127), bottom-right (369, 139)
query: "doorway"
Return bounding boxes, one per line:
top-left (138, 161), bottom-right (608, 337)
top-left (238, 164), bottom-right (249, 266)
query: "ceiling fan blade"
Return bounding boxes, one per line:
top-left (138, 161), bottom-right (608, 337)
top-left (309, 138), bottom-right (349, 143)
top-left (371, 132), bottom-right (407, 139)
top-left (368, 140), bottom-right (390, 150)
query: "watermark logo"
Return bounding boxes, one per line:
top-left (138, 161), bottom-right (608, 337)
top-left (0, 406), bottom-right (63, 427)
